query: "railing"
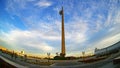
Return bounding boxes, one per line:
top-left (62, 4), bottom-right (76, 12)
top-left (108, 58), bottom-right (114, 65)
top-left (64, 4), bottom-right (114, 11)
top-left (0, 57), bottom-right (16, 68)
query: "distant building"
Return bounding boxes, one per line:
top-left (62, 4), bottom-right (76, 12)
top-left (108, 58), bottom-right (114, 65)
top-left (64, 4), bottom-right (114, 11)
top-left (21, 51), bottom-right (24, 54)
top-left (94, 41), bottom-right (120, 57)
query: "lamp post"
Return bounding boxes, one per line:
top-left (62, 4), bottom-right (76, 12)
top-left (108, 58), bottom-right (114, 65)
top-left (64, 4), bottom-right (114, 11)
top-left (47, 53), bottom-right (50, 62)
top-left (82, 51), bottom-right (85, 62)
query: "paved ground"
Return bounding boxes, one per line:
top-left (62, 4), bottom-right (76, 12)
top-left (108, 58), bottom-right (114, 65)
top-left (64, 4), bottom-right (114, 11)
top-left (0, 51), bottom-right (120, 68)
top-left (50, 51), bottom-right (120, 68)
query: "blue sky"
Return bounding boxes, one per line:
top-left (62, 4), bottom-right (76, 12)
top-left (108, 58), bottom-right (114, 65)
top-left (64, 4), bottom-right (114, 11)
top-left (0, 0), bottom-right (120, 57)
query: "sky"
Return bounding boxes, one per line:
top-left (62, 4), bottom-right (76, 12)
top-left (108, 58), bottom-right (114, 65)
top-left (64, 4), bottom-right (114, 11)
top-left (0, 0), bottom-right (120, 57)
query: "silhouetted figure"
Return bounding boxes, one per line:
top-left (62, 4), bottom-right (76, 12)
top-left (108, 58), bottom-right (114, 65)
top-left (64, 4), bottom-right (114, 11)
top-left (24, 54), bottom-right (27, 62)
top-left (14, 53), bottom-right (17, 60)
top-left (21, 56), bottom-right (23, 61)
top-left (36, 60), bottom-right (38, 63)
top-left (11, 51), bottom-right (14, 59)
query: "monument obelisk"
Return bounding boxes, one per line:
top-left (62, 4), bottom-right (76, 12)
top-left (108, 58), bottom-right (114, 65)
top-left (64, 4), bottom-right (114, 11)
top-left (59, 7), bottom-right (66, 57)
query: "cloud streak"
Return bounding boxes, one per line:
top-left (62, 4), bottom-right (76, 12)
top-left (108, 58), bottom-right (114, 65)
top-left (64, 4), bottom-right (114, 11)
top-left (35, 0), bottom-right (52, 7)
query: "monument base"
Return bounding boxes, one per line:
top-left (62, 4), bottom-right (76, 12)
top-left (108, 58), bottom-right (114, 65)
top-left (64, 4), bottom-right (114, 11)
top-left (54, 56), bottom-right (67, 60)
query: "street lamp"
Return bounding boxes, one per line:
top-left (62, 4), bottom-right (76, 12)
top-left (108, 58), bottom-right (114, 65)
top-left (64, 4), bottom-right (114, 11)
top-left (82, 51), bottom-right (85, 62)
top-left (47, 53), bottom-right (50, 62)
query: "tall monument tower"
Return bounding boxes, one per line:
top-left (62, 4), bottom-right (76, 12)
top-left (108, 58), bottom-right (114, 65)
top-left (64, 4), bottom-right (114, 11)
top-left (59, 7), bottom-right (66, 57)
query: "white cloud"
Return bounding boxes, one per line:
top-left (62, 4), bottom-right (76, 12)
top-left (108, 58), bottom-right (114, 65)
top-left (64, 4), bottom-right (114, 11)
top-left (0, 29), bottom-right (54, 52)
top-left (65, 16), bottom-right (88, 44)
top-left (88, 33), bottom-right (120, 50)
top-left (53, 7), bottom-right (60, 12)
top-left (35, 0), bottom-right (52, 7)
top-left (114, 10), bottom-right (120, 24)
